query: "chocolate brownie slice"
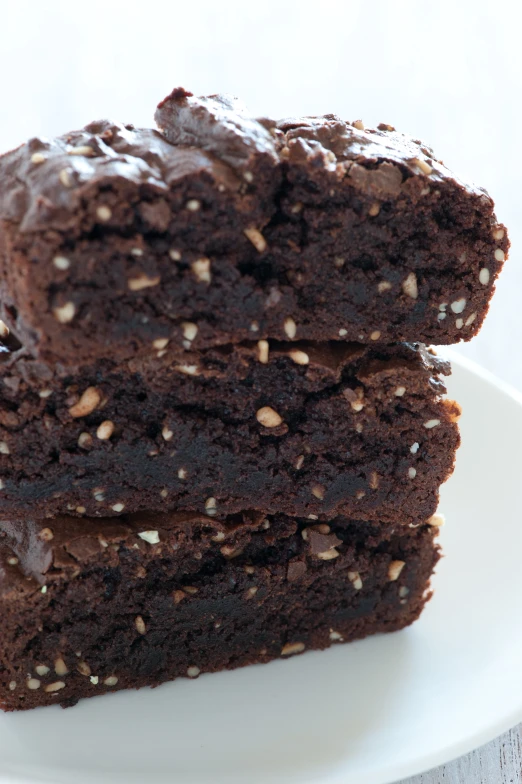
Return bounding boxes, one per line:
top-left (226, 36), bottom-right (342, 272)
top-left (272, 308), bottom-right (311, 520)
top-left (0, 89), bottom-right (507, 363)
top-left (0, 509), bottom-right (441, 711)
top-left (0, 338), bottom-right (460, 524)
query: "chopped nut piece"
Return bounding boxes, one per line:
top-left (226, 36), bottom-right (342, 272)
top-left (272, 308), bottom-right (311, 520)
top-left (173, 590), bottom-right (186, 604)
top-left (244, 227), bottom-right (267, 252)
top-left (181, 322), bottom-right (198, 343)
top-left (348, 571), bottom-right (363, 590)
top-left (187, 666), bottom-right (200, 678)
top-left (191, 257), bottom-right (211, 283)
top-left (388, 560), bottom-right (406, 581)
top-left (177, 468), bottom-right (187, 480)
top-left (135, 616), bottom-right (146, 635)
top-left (162, 426), bottom-right (174, 442)
top-left (138, 530), bottom-right (160, 544)
top-left (408, 467), bottom-right (417, 479)
top-left (493, 228), bottom-right (505, 240)
top-left (128, 273), bottom-right (161, 291)
top-left (333, 256), bottom-right (345, 268)
top-left (35, 665), bottom-right (50, 676)
top-left (54, 657), bottom-right (69, 676)
top-left (352, 119), bottom-right (365, 130)
top-left (394, 386), bottom-right (406, 397)
top-left (311, 484), bottom-right (325, 500)
top-left (78, 432), bottom-right (92, 449)
top-left (205, 497), bottom-right (217, 516)
top-left (339, 328), bottom-right (348, 336)
top-left (428, 512), bottom-right (445, 527)
top-left (96, 420), bottom-right (114, 440)
top-left (90, 676), bottom-right (99, 685)
top-left (465, 312), bottom-right (477, 327)
top-left (284, 317), bottom-right (297, 339)
top-left (368, 202), bottom-right (380, 216)
top-left (7, 557), bottom-right (18, 565)
top-left (0, 441), bottom-right (10, 454)
top-left (377, 281), bottom-right (392, 293)
top-left (295, 455), bottom-right (305, 470)
top-left (455, 318), bottom-right (464, 329)
top-left (104, 676), bottom-right (118, 686)
top-left (153, 337), bottom-right (169, 350)
top-left (43, 680), bottom-right (66, 694)
top-left (30, 152), bottom-right (46, 164)
top-left (410, 442), bottom-right (420, 454)
top-left (245, 586), bottom-right (259, 599)
top-left (8, 681), bottom-right (17, 690)
top-left (53, 255), bottom-right (70, 270)
top-left (185, 199), bottom-right (201, 211)
top-left (281, 642), bottom-right (305, 656)
top-left (402, 272), bottom-right (418, 299)
top-left (257, 339), bottom-right (269, 364)
top-left (69, 386), bottom-right (101, 418)
top-left (424, 419), bottom-right (441, 429)
top-left (317, 548), bottom-right (339, 560)
top-left (174, 364), bottom-right (199, 376)
top-left (413, 157), bottom-right (433, 175)
top-left (370, 330), bottom-right (381, 340)
top-left (494, 248), bottom-right (505, 262)
top-left (27, 678), bottom-right (41, 690)
top-left (77, 661), bottom-right (91, 676)
top-left (220, 544), bottom-right (243, 558)
top-left (0, 320), bottom-right (9, 338)
top-left (169, 249), bottom-right (182, 261)
top-left (68, 145), bottom-right (95, 157)
top-left (59, 168), bottom-right (73, 187)
top-left (53, 302), bottom-right (76, 323)
top-left (450, 298), bottom-right (466, 314)
top-left (111, 503), bottom-right (125, 512)
top-left (183, 586), bottom-right (199, 595)
top-left (256, 406), bottom-right (283, 428)
top-left (96, 205), bottom-right (112, 222)
top-left (329, 630), bottom-right (344, 641)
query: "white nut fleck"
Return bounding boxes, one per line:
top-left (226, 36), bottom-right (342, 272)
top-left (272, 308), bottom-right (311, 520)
top-left (0, 320), bottom-right (9, 338)
top-left (7, 557), bottom-right (18, 565)
top-left (191, 257), bottom-right (211, 283)
top-left (77, 661), bottom-right (91, 676)
top-left (59, 168), bottom-right (73, 187)
top-left (284, 317), bottom-right (297, 339)
top-left (178, 468), bottom-right (187, 480)
top-left (211, 531), bottom-right (225, 542)
top-left (424, 419), bottom-right (441, 429)
top-left (53, 302), bottom-right (76, 323)
top-left (135, 615), bottom-right (146, 635)
top-left (370, 330), bottom-right (381, 341)
top-left (348, 571), bottom-right (363, 590)
top-left (153, 338), bottom-right (169, 350)
top-left (8, 681), bottom-right (17, 690)
top-left (394, 386), bottom-right (406, 397)
top-left (256, 406), bottom-right (283, 428)
top-left (410, 442), bottom-right (420, 454)
top-left (338, 328), bottom-right (348, 336)
top-left (437, 312), bottom-right (447, 321)
top-left (428, 512), bottom-right (446, 527)
top-left (0, 441), bottom-right (10, 455)
top-left (402, 272), bottom-right (418, 299)
top-left (493, 228), bottom-right (505, 240)
top-left (465, 312), bottom-right (477, 326)
top-left (329, 630), bottom-right (344, 641)
top-left (317, 548), bottom-right (339, 560)
top-left (368, 202), bottom-right (380, 216)
top-left (78, 432), bottom-right (92, 449)
top-left (479, 268), bottom-right (490, 285)
top-left (68, 145), bottom-right (95, 157)
top-left (205, 497), bottom-right (217, 516)
top-left (289, 349), bottom-right (309, 365)
top-left (54, 657), bottom-right (69, 676)
top-left (96, 206), bottom-right (112, 222)
top-left (35, 665), bottom-right (50, 676)
top-left (450, 298), bottom-right (466, 314)
top-left (53, 255), bottom-right (70, 270)
top-left (104, 676), bottom-right (118, 686)
top-left (281, 642), bottom-right (305, 656)
top-left (69, 386), bottom-right (101, 418)
top-left (44, 681), bottom-right (66, 693)
top-left (181, 322), bottom-right (198, 343)
top-left (96, 420), bottom-right (114, 440)
top-left (174, 364), bottom-right (199, 376)
top-left (111, 503), bottom-right (125, 512)
top-left (494, 248), bottom-right (505, 262)
top-left (257, 340), bottom-right (269, 364)
top-left (378, 281), bottom-right (392, 293)
top-left (185, 199), bottom-right (201, 211)
top-left (187, 666), bottom-right (201, 678)
top-left (39, 527), bottom-right (54, 541)
top-left (138, 530), bottom-right (160, 544)
top-left (31, 152), bottom-right (46, 164)
top-left (162, 426), bottom-right (174, 441)
top-left (128, 274), bottom-right (161, 291)
top-left (169, 249), bottom-right (182, 261)
top-left (455, 318), bottom-right (464, 329)
top-left (244, 227), bottom-right (267, 252)
top-left (413, 157), bottom-right (433, 175)
top-left (90, 676), bottom-right (99, 685)
top-left (388, 560), bottom-right (406, 581)
top-left (408, 467), bottom-right (417, 479)
top-left (27, 678), bottom-right (41, 690)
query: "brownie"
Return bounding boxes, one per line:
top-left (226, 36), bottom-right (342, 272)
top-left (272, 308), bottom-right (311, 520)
top-left (0, 509), bottom-right (441, 711)
top-left (0, 89), bottom-right (508, 364)
top-left (0, 338), bottom-right (460, 524)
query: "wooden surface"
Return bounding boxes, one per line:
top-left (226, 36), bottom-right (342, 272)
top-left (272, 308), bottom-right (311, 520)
top-left (400, 726), bottom-right (522, 783)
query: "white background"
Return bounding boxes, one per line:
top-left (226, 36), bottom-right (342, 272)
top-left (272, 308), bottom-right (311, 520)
top-left (0, 3), bottom-right (520, 781)
top-left (0, 0), bottom-right (520, 388)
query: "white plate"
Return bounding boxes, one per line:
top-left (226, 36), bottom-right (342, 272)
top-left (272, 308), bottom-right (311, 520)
top-left (1, 352), bottom-right (522, 784)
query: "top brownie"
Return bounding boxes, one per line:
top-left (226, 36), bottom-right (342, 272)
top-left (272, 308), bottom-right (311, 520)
top-left (0, 88), bottom-right (508, 363)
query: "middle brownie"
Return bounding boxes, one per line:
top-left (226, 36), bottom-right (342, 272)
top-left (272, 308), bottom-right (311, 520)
top-left (0, 340), bottom-right (460, 523)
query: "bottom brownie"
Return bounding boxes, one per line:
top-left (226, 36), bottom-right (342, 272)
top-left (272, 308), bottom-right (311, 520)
top-left (0, 511), bottom-right (441, 711)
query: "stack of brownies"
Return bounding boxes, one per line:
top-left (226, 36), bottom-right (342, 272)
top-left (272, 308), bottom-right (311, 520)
top-left (0, 89), bottom-right (508, 710)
